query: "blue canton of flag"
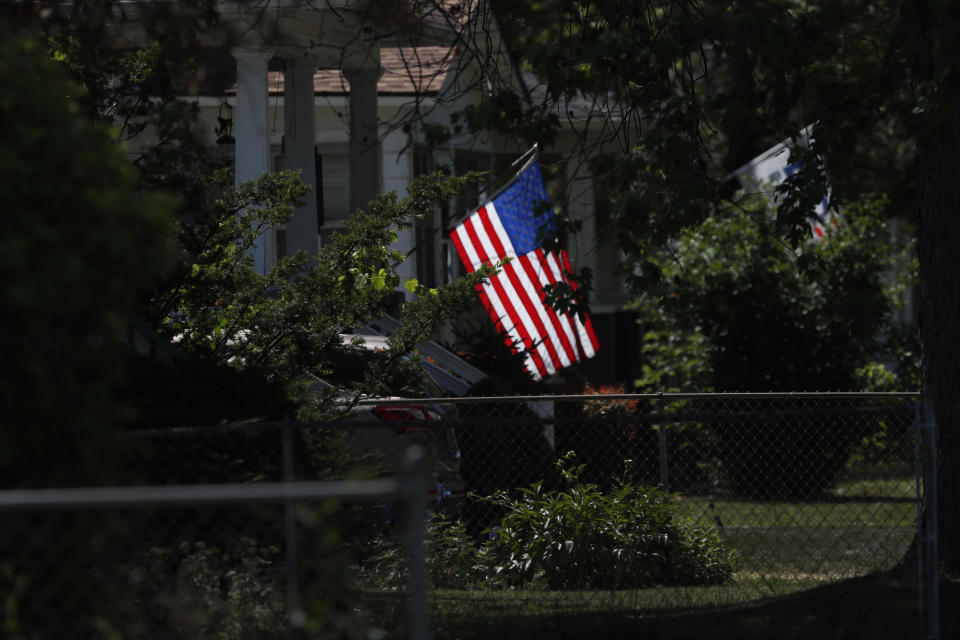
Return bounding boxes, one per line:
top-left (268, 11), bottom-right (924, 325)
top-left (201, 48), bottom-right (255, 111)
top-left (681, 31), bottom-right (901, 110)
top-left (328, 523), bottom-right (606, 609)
top-left (493, 160), bottom-right (557, 255)
top-left (450, 158), bottom-right (599, 381)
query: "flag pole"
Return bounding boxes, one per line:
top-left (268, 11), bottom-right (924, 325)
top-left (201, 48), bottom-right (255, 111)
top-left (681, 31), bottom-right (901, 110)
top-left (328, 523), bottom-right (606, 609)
top-left (511, 142), bottom-right (539, 168)
top-left (404, 145), bottom-right (545, 259)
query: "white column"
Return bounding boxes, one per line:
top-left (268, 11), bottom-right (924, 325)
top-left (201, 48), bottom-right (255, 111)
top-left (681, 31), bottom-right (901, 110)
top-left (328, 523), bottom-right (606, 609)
top-left (344, 66), bottom-right (382, 213)
top-left (382, 129), bottom-right (415, 297)
top-left (283, 57), bottom-right (319, 259)
top-left (566, 160), bottom-right (597, 277)
top-left (567, 160), bottom-right (621, 310)
top-left (234, 50), bottom-right (272, 274)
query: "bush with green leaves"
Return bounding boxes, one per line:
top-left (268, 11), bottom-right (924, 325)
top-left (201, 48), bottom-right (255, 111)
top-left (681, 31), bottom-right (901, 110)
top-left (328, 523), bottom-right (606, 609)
top-left (0, 34), bottom-right (174, 489)
top-left (120, 540), bottom-right (286, 639)
top-left (114, 502), bottom-right (374, 640)
top-left (352, 508), bottom-right (486, 592)
top-left (636, 196), bottom-right (913, 394)
top-left (138, 164), bottom-right (492, 423)
top-left (848, 326), bottom-right (921, 470)
top-left (426, 512), bottom-right (489, 589)
top-left (351, 458), bottom-right (736, 593)
top-left (633, 195), bottom-right (915, 497)
top-left (0, 31), bottom-right (168, 640)
top-left (481, 455), bottom-right (738, 590)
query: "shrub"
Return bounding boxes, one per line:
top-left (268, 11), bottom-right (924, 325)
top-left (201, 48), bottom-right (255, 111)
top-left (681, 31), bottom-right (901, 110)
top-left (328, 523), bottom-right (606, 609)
top-left (0, 34), bottom-right (173, 489)
top-left (353, 508), bottom-right (485, 591)
top-left (847, 326), bottom-right (920, 470)
top-left (712, 399), bottom-right (863, 498)
top-left (632, 195), bottom-right (915, 498)
top-left (427, 512), bottom-right (487, 589)
top-left (352, 457), bottom-right (737, 593)
top-left (481, 455), bottom-right (738, 590)
top-left (123, 540), bottom-right (286, 639)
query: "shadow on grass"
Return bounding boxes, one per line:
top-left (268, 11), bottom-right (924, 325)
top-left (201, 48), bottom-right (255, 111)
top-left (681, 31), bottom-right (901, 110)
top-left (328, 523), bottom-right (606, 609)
top-left (432, 573), bottom-right (960, 640)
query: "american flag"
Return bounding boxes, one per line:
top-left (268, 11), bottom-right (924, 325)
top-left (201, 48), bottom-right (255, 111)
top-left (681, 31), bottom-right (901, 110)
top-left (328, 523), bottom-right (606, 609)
top-left (449, 158), bottom-right (599, 380)
top-left (727, 126), bottom-right (839, 241)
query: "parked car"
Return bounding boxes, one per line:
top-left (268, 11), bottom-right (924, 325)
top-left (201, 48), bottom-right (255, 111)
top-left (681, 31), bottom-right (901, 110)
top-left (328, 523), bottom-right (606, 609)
top-left (325, 334), bottom-right (465, 507)
top-left (343, 399), bottom-right (463, 505)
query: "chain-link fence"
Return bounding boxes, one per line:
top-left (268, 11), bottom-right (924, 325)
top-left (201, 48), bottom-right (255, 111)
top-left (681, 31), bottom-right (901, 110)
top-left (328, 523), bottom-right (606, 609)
top-left (0, 436), bottom-right (433, 640)
top-left (438, 393), bottom-right (919, 592)
top-left (0, 392), bottom-right (924, 638)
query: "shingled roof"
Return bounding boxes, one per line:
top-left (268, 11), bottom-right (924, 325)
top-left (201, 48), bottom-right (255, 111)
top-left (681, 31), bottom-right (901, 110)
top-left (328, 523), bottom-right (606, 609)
top-left (254, 46), bottom-right (456, 96)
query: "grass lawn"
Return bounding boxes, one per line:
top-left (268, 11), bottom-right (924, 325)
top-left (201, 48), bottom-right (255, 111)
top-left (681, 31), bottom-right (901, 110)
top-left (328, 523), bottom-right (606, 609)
top-left (677, 490), bottom-right (916, 582)
top-left (422, 476), bottom-right (935, 639)
top-left (431, 574), bottom-right (960, 639)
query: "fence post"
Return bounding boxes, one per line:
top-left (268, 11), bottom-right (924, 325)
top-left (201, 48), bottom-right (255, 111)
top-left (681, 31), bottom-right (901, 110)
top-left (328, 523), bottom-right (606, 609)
top-left (282, 415), bottom-right (304, 636)
top-left (656, 391), bottom-right (669, 491)
top-left (403, 445), bottom-right (431, 640)
top-left (917, 388), bottom-right (940, 640)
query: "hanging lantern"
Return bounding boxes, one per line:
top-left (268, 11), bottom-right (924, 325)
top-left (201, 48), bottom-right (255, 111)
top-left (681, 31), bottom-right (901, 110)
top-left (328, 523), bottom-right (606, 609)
top-left (215, 100), bottom-right (235, 145)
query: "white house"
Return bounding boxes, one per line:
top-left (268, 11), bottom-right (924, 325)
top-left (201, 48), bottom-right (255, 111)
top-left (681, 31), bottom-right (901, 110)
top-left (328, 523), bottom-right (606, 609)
top-left (169, 0), bottom-right (637, 382)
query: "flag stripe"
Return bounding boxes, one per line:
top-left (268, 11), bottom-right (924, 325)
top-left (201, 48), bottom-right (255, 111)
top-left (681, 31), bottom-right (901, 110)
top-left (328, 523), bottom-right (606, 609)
top-left (450, 220), bottom-right (541, 377)
top-left (557, 251), bottom-right (599, 357)
top-left (480, 206), bottom-right (570, 372)
top-left (462, 214), bottom-right (550, 378)
top-left (470, 222), bottom-right (554, 377)
top-left (546, 250), bottom-right (598, 359)
top-left (520, 249), bottom-right (581, 364)
top-left (514, 254), bottom-right (577, 368)
top-left (477, 286), bottom-right (540, 377)
top-left (559, 251), bottom-right (600, 354)
top-left (451, 221), bottom-right (515, 341)
top-left (502, 259), bottom-right (563, 375)
top-left (536, 249), bottom-right (589, 360)
top-left (450, 213), bottom-right (485, 272)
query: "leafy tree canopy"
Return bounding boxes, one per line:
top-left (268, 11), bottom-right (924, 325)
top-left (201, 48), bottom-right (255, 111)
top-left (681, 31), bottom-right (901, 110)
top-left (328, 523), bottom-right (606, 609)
top-left (0, 33), bottom-right (175, 485)
top-left (4, 2), bottom-right (495, 437)
top-left (481, 0), bottom-right (919, 285)
top-left (634, 194), bottom-right (916, 393)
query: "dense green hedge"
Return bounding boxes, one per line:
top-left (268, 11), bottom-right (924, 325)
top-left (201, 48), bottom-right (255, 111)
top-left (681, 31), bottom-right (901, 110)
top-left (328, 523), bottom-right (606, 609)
top-left (359, 455), bottom-right (738, 592)
top-left (481, 456), bottom-right (738, 590)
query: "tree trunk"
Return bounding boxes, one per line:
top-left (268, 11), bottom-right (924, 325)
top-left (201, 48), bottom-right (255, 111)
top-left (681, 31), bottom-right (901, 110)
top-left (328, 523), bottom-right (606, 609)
top-left (917, 97), bottom-right (960, 577)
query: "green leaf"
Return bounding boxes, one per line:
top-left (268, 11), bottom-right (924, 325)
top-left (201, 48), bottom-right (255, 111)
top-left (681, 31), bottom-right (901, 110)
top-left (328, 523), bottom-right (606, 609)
top-left (371, 269), bottom-right (386, 290)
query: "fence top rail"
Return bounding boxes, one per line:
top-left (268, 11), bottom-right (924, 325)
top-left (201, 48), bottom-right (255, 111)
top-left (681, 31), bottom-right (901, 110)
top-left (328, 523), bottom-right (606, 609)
top-left (125, 392), bottom-right (920, 436)
top-left (0, 479), bottom-right (402, 511)
top-left (353, 391), bottom-right (921, 405)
